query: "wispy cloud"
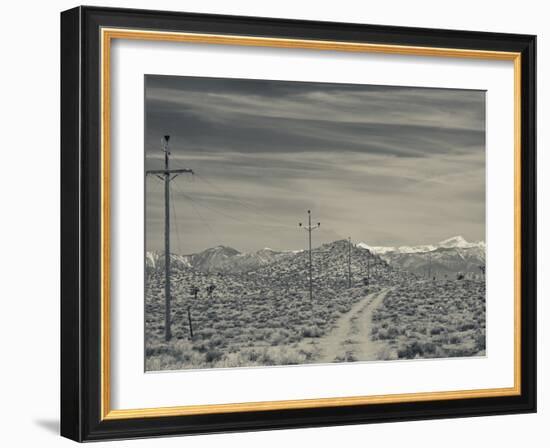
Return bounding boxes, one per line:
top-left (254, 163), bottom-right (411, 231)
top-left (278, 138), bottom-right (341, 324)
top-left (145, 75), bottom-right (485, 253)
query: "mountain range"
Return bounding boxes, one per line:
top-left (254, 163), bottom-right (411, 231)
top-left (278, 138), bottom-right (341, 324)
top-left (358, 236), bottom-right (485, 277)
top-left (357, 235), bottom-right (485, 254)
top-left (146, 236), bottom-right (485, 278)
top-left (146, 245), bottom-right (296, 274)
top-left (146, 240), bottom-right (399, 299)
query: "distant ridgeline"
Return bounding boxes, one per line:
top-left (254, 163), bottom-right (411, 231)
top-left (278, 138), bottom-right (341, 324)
top-left (146, 236), bottom-right (485, 281)
top-left (359, 236), bottom-right (486, 280)
top-left (146, 239), bottom-right (402, 293)
top-left (146, 239), bottom-right (384, 273)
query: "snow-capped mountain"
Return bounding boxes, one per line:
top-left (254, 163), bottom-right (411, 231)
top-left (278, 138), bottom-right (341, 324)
top-left (357, 242), bottom-right (436, 254)
top-left (358, 236), bottom-right (484, 255)
top-left (146, 245), bottom-right (292, 274)
top-left (437, 236), bottom-right (485, 250)
top-left (187, 245), bottom-right (241, 272)
top-left (145, 251), bottom-right (191, 270)
top-left (358, 236), bottom-right (485, 277)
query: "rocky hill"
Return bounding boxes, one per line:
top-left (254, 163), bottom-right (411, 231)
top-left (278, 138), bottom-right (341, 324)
top-left (247, 239), bottom-right (403, 290)
top-left (145, 239), bottom-right (410, 300)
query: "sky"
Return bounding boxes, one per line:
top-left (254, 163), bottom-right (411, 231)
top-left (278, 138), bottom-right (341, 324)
top-left (144, 75), bottom-right (485, 254)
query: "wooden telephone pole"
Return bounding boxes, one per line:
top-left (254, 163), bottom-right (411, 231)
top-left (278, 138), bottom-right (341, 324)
top-left (146, 135), bottom-right (194, 342)
top-left (299, 210), bottom-right (320, 301)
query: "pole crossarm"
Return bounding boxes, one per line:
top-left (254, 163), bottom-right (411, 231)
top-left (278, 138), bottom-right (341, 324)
top-left (300, 224), bottom-right (320, 231)
top-left (146, 168), bottom-right (194, 176)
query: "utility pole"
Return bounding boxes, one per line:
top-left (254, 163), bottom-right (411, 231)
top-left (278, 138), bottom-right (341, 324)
top-left (187, 306), bottom-right (194, 339)
top-left (146, 135), bottom-right (194, 342)
top-left (298, 210), bottom-right (320, 302)
top-left (348, 237), bottom-right (352, 288)
top-left (188, 285), bottom-right (199, 340)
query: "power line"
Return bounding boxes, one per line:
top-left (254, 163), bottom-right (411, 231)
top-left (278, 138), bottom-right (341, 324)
top-left (170, 185), bottom-right (182, 255)
top-left (172, 181), bottom-right (222, 244)
top-left (173, 186), bottom-right (298, 232)
top-left (173, 189), bottom-right (253, 225)
top-left (194, 173), bottom-right (296, 229)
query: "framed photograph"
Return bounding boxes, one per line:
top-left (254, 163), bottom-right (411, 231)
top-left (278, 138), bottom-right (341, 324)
top-left (60, 6), bottom-right (536, 442)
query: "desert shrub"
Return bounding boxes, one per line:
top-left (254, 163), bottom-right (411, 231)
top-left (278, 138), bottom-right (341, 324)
top-left (145, 357), bottom-right (162, 371)
top-left (193, 341), bottom-right (209, 353)
top-left (475, 332), bottom-right (486, 351)
top-left (205, 349), bottom-right (223, 363)
top-left (222, 328), bottom-right (238, 339)
top-left (377, 328), bottom-right (389, 340)
top-left (301, 326), bottom-right (322, 338)
top-left (387, 326), bottom-right (400, 338)
top-left (421, 342), bottom-right (436, 355)
top-left (213, 321), bottom-right (228, 330)
top-left (338, 305), bottom-right (350, 314)
top-left (269, 329), bottom-right (290, 346)
top-left (397, 341), bottom-right (424, 359)
top-left (209, 335), bottom-right (224, 348)
top-left (213, 352), bottom-right (248, 368)
top-left (287, 333), bottom-right (300, 343)
top-left (145, 344), bottom-right (205, 370)
top-left (334, 351), bottom-right (357, 362)
top-left (261, 346), bottom-right (308, 365)
top-left (445, 346), bottom-right (476, 358)
top-left (449, 334), bottom-right (462, 344)
top-left (459, 322), bottom-right (476, 331)
top-left (245, 349), bottom-right (261, 362)
top-left (145, 345), bottom-right (163, 357)
top-left (199, 328), bottom-right (215, 339)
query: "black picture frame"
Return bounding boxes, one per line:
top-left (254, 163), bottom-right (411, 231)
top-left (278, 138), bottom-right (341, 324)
top-left (61, 5), bottom-right (536, 442)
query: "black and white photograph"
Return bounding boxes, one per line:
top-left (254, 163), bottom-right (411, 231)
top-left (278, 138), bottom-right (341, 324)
top-left (144, 75), bottom-right (487, 371)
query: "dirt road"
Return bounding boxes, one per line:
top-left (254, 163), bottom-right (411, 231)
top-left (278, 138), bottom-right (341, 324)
top-left (316, 288), bottom-right (391, 363)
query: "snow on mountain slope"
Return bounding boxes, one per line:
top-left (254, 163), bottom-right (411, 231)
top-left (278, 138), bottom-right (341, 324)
top-left (359, 236), bottom-right (484, 255)
top-left (357, 236), bottom-right (485, 277)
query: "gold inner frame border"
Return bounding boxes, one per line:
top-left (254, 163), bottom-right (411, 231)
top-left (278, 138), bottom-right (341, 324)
top-left (99, 27), bottom-right (522, 421)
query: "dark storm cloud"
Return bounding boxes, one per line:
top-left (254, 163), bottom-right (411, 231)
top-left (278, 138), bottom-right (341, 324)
top-left (145, 75), bottom-right (485, 253)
